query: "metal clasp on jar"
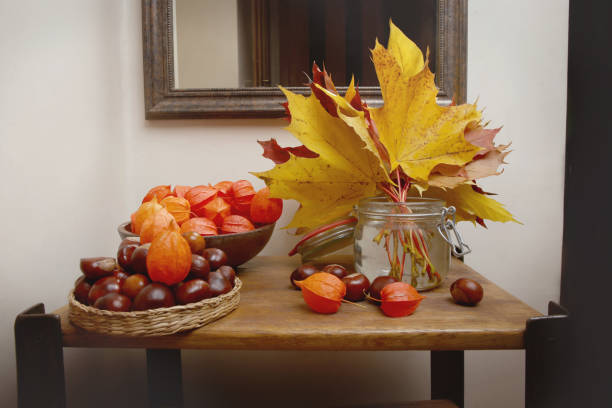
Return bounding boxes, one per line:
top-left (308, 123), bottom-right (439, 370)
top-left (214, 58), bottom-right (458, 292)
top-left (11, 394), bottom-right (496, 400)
top-left (437, 206), bottom-right (472, 257)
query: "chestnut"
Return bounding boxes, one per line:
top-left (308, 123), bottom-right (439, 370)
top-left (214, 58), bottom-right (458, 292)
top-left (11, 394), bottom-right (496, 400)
top-left (118, 237), bottom-right (140, 250)
top-left (290, 264), bottom-right (319, 289)
top-left (202, 248), bottom-right (228, 270)
top-left (130, 243), bottom-right (150, 275)
top-left (175, 279), bottom-right (211, 305)
top-left (87, 276), bottom-right (121, 305)
top-left (208, 271), bottom-right (232, 297)
top-left (322, 264), bottom-right (348, 279)
top-left (80, 257), bottom-right (117, 280)
top-left (368, 275), bottom-right (399, 303)
top-left (342, 273), bottom-right (371, 302)
top-left (450, 278), bottom-right (483, 306)
top-left (182, 231), bottom-right (206, 254)
top-left (217, 265), bottom-right (236, 286)
top-left (190, 254), bottom-right (211, 280)
top-left (132, 283), bottom-right (176, 310)
top-left (74, 276), bottom-right (93, 305)
top-left (117, 245), bottom-right (137, 272)
top-left (94, 292), bottom-right (132, 312)
top-left (121, 273), bottom-right (150, 299)
top-left (113, 269), bottom-right (129, 282)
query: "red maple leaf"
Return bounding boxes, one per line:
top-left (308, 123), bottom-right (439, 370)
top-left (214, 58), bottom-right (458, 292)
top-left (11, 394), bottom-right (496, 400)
top-left (258, 139), bottom-right (319, 164)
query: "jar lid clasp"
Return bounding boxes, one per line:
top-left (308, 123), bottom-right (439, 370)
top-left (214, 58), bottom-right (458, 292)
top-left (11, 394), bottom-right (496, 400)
top-left (438, 206), bottom-right (472, 257)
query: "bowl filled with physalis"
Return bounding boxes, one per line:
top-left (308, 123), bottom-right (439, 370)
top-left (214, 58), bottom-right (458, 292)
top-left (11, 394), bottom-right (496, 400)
top-left (119, 180), bottom-right (282, 266)
top-left (69, 180), bottom-right (282, 336)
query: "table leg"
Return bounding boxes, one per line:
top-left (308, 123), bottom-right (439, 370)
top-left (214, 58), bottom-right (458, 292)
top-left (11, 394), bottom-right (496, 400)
top-left (431, 350), bottom-right (464, 408)
top-left (146, 349), bottom-right (183, 408)
top-left (14, 303), bottom-right (66, 408)
top-left (525, 301), bottom-right (569, 408)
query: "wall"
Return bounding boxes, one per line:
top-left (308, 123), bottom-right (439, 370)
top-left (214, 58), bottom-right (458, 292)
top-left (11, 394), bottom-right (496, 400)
top-left (0, 0), bottom-right (568, 407)
top-left (0, 0), bottom-right (127, 406)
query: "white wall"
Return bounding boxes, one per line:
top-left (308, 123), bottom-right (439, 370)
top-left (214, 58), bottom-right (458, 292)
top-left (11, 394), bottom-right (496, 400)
top-left (464, 3), bottom-right (568, 406)
top-left (0, 1), bottom-right (567, 407)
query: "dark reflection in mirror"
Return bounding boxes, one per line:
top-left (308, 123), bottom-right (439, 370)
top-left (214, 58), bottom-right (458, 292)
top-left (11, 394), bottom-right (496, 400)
top-left (175, 0), bottom-right (436, 89)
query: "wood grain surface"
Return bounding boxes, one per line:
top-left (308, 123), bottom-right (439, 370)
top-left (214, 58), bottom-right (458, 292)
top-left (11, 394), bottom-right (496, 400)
top-left (55, 257), bottom-right (540, 350)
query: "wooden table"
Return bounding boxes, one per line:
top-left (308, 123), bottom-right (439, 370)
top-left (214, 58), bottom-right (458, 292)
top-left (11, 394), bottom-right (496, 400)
top-left (15, 257), bottom-right (568, 408)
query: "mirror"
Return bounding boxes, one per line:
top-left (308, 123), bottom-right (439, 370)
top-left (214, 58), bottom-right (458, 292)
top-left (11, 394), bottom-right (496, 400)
top-left (173, 0), bottom-right (436, 89)
top-left (143, 0), bottom-right (466, 119)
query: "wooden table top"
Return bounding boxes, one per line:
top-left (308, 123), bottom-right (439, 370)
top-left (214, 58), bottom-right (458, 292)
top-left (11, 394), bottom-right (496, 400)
top-left (54, 256), bottom-right (541, 351)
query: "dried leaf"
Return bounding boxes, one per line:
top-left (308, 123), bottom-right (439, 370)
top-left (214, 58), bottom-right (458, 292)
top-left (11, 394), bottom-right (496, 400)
top-left (370, 40), bottom-right (482, 181)
top-left (252, 87), bottom-right (389, 229)
top-left (465, 126), bottom-right (502, 158)
top-left (423, 184), bottom-right (519, 224)
top-left (310, 62), bottom-right (338, 117)
top-left (427, 144), bottom-right (511, 189)
top-left (314, 84), bottom-right (391, 171)
top-left (387, 20), bottom-right (425, 78)
top-left (258, 139), bottom-right (319, 164)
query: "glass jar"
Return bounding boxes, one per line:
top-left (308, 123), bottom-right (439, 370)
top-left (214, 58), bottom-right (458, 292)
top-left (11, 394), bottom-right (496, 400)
top-left (354, 197), bottom-right (465, 291)
top-left (293, 217), bottom-right (357, 263)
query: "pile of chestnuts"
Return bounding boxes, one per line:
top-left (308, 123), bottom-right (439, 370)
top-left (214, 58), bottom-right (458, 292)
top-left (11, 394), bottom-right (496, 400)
top-left (74, 232), bottom-right (236, 312)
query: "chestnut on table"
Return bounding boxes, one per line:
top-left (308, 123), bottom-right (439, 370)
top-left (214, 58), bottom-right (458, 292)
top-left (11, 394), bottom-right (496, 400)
top-left (15, 257), bottom-right (566, 408)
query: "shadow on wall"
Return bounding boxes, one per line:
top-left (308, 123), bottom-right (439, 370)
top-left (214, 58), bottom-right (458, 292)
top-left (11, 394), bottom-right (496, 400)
top-left (64, 349), bottom-right (430, 408)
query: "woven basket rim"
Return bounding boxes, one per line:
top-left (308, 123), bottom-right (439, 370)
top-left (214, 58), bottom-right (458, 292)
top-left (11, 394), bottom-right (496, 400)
top-left (69, 276), bottom-right (242, 316)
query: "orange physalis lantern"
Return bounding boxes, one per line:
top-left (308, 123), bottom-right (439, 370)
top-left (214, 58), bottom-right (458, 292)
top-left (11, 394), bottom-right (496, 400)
top-left (161, 196), bottom-right (191, 226)
top-left (131, 198), bottom-right (164, 234)
top-left (250, 187), bottom-right (283, 224)
top-left (379, 282), bottom-right (425, 317)
top-left (140, 208), bottom-right (180, 244)
top-left (214, 181), bottom-right (234, 202)
top-left (295, 272), bottom-right (346, 314)
top-left (231, 180), bottom-right (256, 215)
top-left (221, 215), bottom-right (255, 234)
top-left (203, 197), bottom-right (231, 226)
top-left (180, 217), bottom-right (218, 236)
top-left (146, 230), bottom-right (192, 286)
top-left (172, 185), bottom-right (191, 199)
top-left (142, 185), bottom-right (173, 203)
top-left (185, 185), bottom-right (217, 217)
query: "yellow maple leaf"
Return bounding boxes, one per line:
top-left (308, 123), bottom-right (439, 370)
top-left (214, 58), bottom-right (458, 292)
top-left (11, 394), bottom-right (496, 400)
top-left (421, 184), bottom-right (519, 224)
top-left (313, 83), bottom-right (391, 173)
top-left (344, 76), bottom-right (357, 104)
top-left (370, 24), bottom-right (482, 182)
top-left (387, 20), bottom-right (425, 77)
top-left (252, 87), bottom-right (389, 229)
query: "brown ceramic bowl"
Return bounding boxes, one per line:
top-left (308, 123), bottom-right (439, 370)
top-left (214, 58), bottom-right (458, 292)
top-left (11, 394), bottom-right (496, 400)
top-left (118, 221), bottom-right (275, 267)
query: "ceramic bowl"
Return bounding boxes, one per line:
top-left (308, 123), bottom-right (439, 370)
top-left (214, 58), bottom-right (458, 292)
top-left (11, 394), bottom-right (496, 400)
top-left (118, 221), bottom-right (275, 267)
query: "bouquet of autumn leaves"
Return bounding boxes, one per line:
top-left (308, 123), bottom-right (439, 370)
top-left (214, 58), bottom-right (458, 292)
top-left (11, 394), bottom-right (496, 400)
top-left (253, 22), bottom-right (517, 259)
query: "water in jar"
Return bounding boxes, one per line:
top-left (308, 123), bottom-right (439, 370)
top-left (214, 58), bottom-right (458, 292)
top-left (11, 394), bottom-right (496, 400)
top-left (354, 217), bottom-right (450, 291)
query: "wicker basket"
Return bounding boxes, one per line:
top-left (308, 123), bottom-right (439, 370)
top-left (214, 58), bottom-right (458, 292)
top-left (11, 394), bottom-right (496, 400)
top-left (68, 277), bottom-right (242, 336)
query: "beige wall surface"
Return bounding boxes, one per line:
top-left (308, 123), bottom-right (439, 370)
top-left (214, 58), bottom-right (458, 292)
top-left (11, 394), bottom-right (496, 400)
top-left (0, 0), bottom-right (568, 407)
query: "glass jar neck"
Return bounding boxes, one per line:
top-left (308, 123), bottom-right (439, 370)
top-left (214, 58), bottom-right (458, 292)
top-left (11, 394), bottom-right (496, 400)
top-left (357, 197), bottom-right (444, 220)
